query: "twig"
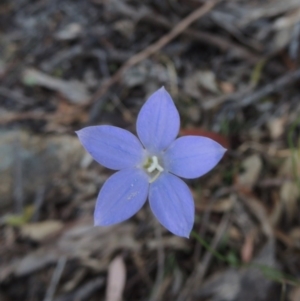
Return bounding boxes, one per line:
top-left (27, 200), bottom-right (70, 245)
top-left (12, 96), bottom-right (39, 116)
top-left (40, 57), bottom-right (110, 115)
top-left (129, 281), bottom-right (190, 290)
top-left (32, 186), bottom-right (46, 222)
top-left (43, 257), bottom-right (67, 301)
top-left (238, 68), bottom-right (300, 107)
top-left (87, 0), bottom-right (221, 106)
top-left (280, 282), bottom-right (287, 301)
top-left (176, 212), bottom-right (231, 301)
top-left (53, 277), bottom-right (104, 301)
top-left (204, 68), bottom-right (300, 109)
top-left (289, 22), bottom-right (300, 60)
top-left (238, 0), bottom-right (300, 27)
top-left (144, 14), bottom-right (259, 63)
top-left (203, 84), bottom-right (254, 110)
top-left (149, 223), bottom-right (165, 301)
top-left (13, 139), bottom-right (24, 214)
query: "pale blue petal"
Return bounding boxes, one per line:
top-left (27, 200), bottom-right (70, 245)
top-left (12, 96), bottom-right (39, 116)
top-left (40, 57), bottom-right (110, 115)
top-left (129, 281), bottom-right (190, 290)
top-left (136, 87), bottom-right (180, 153)
top-left (76, 125), bottom-right (145, 170)
top-left (94, 169), bottom-right (149, 226)
top-left (149, 173), bottom-right (194, 238)
top-left (164, 136), bottom-right (226, 179)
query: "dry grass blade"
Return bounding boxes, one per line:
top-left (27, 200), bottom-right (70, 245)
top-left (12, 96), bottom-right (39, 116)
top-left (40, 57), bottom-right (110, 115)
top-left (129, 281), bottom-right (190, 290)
top-left (177, 212), bottom-right (231, 301)
top-left (43, 257), bottom-right (67, 301)
top-left (238, 68), bottom-right (300, 107)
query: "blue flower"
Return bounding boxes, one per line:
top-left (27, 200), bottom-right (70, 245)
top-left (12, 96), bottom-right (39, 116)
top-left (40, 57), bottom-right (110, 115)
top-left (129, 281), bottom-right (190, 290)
top-left (76, 87), bottom-right (226, 237)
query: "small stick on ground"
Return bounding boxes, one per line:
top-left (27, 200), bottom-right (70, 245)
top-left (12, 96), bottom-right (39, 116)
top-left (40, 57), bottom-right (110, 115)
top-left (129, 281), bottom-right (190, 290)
top-left (87, 0), bottom-right (221, 107)
top-left (144, 14), bottom-right (260, 63)
top-left (53, 277), bottom-right (104, 301)
top-left (43, 257), bottom-right (67, 301)
top-left (13, 139), bottom-right (24, 214)
top-left (32, 186), bottom-right (46, 222)
top-left (238, 68), bottom-right (300, 107)
top-left (204, 68), bottom-right (300, 109)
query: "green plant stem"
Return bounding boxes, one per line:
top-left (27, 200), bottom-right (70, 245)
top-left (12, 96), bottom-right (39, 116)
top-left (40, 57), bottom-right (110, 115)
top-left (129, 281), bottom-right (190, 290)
top-left (191, 231), bottom-right (227, 262)
top-left (288, 115), bottom-right (300, 191)
top-left (191, 231), bottom-right (299, 286)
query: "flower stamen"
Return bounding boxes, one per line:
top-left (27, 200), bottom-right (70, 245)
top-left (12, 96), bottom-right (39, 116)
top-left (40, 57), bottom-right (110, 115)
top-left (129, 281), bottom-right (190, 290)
top-left (143, 155), bottom-right (164, 183)
top-left (147, 156), bottom-right (164, 173)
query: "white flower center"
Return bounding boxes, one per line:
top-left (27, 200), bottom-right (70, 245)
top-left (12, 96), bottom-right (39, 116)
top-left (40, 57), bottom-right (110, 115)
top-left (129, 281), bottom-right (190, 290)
top-left (147, 156), bottom-right (164, 173)
top-left (143, 155), bottom-right (164, 183)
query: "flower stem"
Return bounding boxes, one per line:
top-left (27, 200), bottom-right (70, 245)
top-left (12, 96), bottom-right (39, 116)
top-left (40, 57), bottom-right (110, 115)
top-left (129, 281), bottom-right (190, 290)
top-left (288, 115), bottom-right (300, 193)
top-left (191, 231), bottom-right (299, 286)
top-left (191, 231), bottom-right (227, 262)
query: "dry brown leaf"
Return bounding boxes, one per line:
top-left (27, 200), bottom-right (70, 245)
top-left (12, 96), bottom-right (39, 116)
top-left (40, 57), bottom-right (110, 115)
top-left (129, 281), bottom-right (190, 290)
top-left (267, 117), bottom-right (286, 139)
top-left (15, 248), bottom-right (61, 277)
top-left (280, 181), bottom-right (300, 221)
top-left (0, 220), bottom-right (141, 281)
top-left (183, 74), bottom-right (202, 99)
top-left (196, 198), bottom-right (234, 213)
top-left (237, 154), bottom-right (262, 188)
top-left (50, 102), bottom-right (88, 125)
top-left (55, 23), bottom-right (83, 40)
top-left (146, 236), bottom-right (189, 251)
top-left (21, 220), bottom-right (63, 242)
top-left (241, 231), bottom-right (255, 263)
top-left (289, 285), bottom-right (300, 301)
top-left (274, 7), bottom-right (300, 29)
top-left (105, 256), bottom-right (126, 301)
top-left (219, 81), bottom-right (235, 94)
top-left (22, 68), bottom-right (90, 104)
top-left (279, 150), bottom-right (300, 179)
top-left (113, 19), bottom-right (135, 38)
top-left (273, 27), bottom-right (293, 51)
top-left (196, 70), bottom-right (219, 94)
top-left (288, 228), bottom-right (300, 249)
top-left (183, 70), bottom-right (219, 99)
top-left (123, 62), bottom-right (168, 88)
top-left (228, 226), bottom-right (242, 240)
top-left (59, 221), bottom-right (141, 259)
